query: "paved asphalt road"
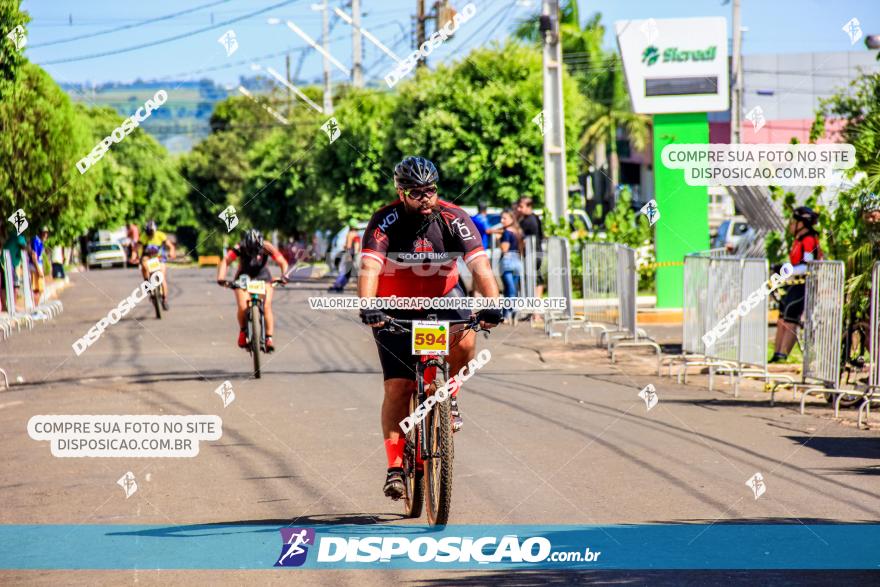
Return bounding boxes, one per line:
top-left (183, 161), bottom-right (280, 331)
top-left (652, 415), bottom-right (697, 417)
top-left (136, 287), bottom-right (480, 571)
top-left (1, 267), bottom-right (878, 585)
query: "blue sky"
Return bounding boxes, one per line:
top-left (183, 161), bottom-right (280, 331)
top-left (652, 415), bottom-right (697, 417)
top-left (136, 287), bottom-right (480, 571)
top-left (19, 0), bottom-right (880, 86)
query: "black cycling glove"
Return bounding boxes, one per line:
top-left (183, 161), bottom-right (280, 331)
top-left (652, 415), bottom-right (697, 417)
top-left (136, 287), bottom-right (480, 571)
top-left (476, 308), bottom-right (503, 325)
top-left (360, 308), bottom-right (386, 325)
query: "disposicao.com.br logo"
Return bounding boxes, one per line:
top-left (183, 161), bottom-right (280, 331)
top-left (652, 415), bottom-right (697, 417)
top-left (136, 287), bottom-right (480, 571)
top-left (272, 527), bottom-right (601, 569)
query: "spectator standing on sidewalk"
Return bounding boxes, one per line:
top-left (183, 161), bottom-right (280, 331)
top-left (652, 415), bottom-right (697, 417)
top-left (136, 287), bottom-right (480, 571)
top-left (498, 209), bottom-right (524, 323)
top-left (30, 227), bottom-right (48, 306)
top-left (126, 222), bottom-right (140, 265)
top-left (516, 196), bottom-right (544, 298)
top-left (328, 223), bottom-right (362, 293)
top-left (51, 239), bottom-right (66, 279)
top-left (470, 200), bottom-right (491, 249)
top-left (770, 206), bottom-right (822, 363)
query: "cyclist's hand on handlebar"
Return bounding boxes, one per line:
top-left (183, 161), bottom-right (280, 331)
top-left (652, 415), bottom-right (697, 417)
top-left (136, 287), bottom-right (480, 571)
top-left (476, 308), bottom-right (503, 329)
top-left (217, 279), bottom-right (229, 287)
top-left (359, 308), bottom-right (386, 327)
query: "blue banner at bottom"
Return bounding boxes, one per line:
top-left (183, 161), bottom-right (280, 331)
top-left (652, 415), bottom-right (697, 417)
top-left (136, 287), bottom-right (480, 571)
top-left (0, 524), bottom-right (878, 570)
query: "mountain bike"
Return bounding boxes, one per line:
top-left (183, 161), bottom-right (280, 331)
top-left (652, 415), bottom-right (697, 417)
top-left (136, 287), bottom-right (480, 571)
top-left (221, 278), bottom-right (284, 379)
top-left (144, 256), bottom-right (165, 319)
top-left (377, 314), bottom-right (488, 526)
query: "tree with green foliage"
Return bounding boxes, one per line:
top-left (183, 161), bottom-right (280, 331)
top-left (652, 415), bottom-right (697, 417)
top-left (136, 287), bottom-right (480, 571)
top-left (813, 70), bottom-right (880, 318)
top-left (388, 41), bottom-right (585, 209)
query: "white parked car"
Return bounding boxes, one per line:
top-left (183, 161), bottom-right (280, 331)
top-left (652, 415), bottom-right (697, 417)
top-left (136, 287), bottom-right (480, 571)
top-left (326, 222), bottom-right (368, 271)
top-left (86, 242), bottom-right (127, 269)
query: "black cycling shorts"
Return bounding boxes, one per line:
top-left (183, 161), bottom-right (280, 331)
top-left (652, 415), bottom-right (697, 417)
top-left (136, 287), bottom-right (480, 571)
top-left (235, 266), bottom-right (273, 283)
top-left (779, 282), bottom-right (806, 324)
top-left (371, 284), bottom-right (471, 381)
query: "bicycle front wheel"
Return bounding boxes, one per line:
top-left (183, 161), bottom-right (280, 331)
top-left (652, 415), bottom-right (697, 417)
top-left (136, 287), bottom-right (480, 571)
top-left (424, 374), bottom-right (454, 526)
top-left (403, 394), bottom-right (424, 519)
top-left (250, 305), bottom-right (261, 379)
top-left (152, 289), bottom-right (162, 319)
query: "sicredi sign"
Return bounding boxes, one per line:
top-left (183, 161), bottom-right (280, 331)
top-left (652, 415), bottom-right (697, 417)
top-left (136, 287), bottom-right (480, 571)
top-left (615, 17), bottom-right (729, 114)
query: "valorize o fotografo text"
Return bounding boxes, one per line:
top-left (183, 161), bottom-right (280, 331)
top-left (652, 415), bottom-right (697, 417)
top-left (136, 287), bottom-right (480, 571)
top-left (76, 89), bottom-right (167, 174)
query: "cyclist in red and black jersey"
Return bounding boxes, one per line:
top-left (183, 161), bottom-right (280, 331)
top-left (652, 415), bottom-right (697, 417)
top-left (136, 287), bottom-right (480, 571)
top-left (358, 156), bottom-right (501, 500)
top-left (771, 206), bottom-right (822, 363)
top-left (216, 229), bottom-right (289, 352)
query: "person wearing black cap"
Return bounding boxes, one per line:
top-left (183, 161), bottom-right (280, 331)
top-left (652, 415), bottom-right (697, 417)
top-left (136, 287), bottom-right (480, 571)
top-left (770, 206), bottom-right (822, 363)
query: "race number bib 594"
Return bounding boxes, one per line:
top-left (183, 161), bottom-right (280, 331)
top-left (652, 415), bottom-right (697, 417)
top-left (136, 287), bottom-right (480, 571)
top-left (412, 321), bottom-right (449, 356)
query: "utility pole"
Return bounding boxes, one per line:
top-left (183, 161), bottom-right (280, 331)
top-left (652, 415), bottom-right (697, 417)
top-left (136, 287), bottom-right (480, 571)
top-left (541, 0), bottom-right (568, 223)
top-left (322, 0), bottom-right (333, 114)
top-left (285, 53), bottom-right (292, 115)
top-left (352, 0), bottom-right (363, 87)
top-left (416, 0), bottom-right (427, 68)
top-left (730, 0), bottom-right (742, 143)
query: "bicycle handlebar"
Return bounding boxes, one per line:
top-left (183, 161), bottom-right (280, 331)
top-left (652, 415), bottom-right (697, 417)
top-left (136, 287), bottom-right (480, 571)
top-left (378, 315), bottom-right (491, 335)
top-left (219, 278), bottom-right (286, 290)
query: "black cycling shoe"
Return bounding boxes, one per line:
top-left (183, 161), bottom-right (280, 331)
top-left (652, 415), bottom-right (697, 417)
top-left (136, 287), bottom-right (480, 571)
top-left (161, 298), bottom-right (169, 311)
top-left (265, 336), bottom-right (275, 353)
top-left (450, 396), bottom-right (463, 432)
top-left (383, 467), bottom-right (405, 500)
top-left (769, 352), bottom-right (787, 364)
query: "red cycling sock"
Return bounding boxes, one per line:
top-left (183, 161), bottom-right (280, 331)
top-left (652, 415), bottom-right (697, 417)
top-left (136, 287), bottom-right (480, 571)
top-left (384, 437), bottom-right (405, 469)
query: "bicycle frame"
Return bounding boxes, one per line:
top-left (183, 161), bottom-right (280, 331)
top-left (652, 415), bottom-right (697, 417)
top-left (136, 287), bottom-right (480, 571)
top-left (245, 293), bottom-right (267, 352)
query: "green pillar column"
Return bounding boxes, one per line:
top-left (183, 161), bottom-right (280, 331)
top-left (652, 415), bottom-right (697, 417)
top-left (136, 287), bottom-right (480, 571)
top-left (652, 112), bottom-right (710, 308)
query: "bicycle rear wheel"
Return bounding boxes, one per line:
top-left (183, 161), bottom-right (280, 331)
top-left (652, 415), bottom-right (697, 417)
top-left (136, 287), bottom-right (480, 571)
top-left (250, 305), bottom-right (261, 379)
top-left (403, 394), bottom-right (424, 518)
top-left (424, 373), bottom-right (453, 526)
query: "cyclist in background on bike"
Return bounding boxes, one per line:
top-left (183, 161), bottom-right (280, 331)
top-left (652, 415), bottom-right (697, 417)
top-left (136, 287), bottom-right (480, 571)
top-left (216, 229), bottom-right (288, 353)
top-left (771, 206), bottom-right (822, 363)
top-left (357, 155), bottom-right (502, 500)
top-left (135, 220), bottom-right (175, 310)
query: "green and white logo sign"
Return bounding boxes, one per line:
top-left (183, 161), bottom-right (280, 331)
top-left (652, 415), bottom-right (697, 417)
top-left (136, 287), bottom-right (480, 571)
top-left (642, 45), bottom-right (717, 66)
top-left (642, 46), bottom-right (660, 66)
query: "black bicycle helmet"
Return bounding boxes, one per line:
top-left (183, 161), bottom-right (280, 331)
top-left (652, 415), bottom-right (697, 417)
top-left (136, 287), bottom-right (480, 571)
top-left (792, 206), bottom-right (818, 227)
top-left (242, 229), bottom-right (264, 256)
top-left (145, 220), bottom-right (157, 235)
top-left (393, 156), bottom-right (438, 189)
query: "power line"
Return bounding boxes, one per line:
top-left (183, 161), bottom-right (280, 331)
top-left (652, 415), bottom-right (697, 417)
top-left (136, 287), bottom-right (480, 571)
top-left (29, 0), bottom-right (234, 49)
top-left (40, 0), bottom-right (305, 66)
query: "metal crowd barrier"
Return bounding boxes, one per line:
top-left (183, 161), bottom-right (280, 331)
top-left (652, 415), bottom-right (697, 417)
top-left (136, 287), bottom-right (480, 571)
top-left (580, 242), bottom-right (620, 339)
top-left (605, 244), bottom-right (661, 375)
top-left (674, 255), bottom-right (786, 396)
top-left (789, 261), bottom-right (847, 414)
top-left (523, 235), bottom-right (537, 299)
top-left (858, 261), bottom-right (880, 428)
top-left (0, 251), bottom-right (64, 346)
top-left (662, 249), bottom-right (730, 375)
top-left (545, 236), bottom-right (583, 340)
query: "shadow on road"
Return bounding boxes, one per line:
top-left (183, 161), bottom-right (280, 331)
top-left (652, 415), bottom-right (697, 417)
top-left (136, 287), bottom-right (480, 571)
top-left (785, 436), bottom-right (880, 459)
top-left (1, 368), bottom-right (381, 391)
top-left (105, 513), bottom-right (406, 539)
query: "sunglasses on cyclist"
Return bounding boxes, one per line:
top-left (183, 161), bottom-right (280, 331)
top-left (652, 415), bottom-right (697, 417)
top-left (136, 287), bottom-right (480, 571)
top-left (402, 185), bottom-right (438, 201)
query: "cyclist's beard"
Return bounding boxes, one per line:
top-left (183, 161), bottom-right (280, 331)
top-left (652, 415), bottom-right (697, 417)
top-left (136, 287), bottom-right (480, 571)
top-left (403, 198), bottom-right (439, 217)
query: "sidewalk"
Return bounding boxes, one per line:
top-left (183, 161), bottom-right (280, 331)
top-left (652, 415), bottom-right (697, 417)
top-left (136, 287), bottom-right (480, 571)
top-left (509, 318), bottom-right (876, 432)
